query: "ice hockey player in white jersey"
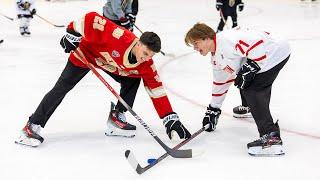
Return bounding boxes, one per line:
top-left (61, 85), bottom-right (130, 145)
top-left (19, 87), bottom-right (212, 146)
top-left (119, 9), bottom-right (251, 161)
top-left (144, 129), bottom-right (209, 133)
top-left (185, 23), bottom-right (290, 156)
top-left (16, 0), bottom-right (37, 36)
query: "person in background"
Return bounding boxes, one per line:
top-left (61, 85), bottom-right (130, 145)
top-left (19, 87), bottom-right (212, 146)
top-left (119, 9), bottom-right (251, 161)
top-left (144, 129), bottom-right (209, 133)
top-left (103, 0), bottom-right (138, 32)
top-left (16, 0), bottom-right (36, 36)
top-left (216, 0), bottom-right (244, 32)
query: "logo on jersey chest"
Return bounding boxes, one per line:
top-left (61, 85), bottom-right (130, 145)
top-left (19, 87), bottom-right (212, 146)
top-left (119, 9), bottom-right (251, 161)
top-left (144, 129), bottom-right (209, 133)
top-left (111, 50), bottom-right (120, 58)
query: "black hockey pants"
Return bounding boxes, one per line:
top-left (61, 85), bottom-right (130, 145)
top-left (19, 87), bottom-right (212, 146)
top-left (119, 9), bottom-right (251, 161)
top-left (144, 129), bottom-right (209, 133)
top-left (29, 60), bottom-right (141, 127)
top-left (240, 55), bottom-right (290, 136)
top-left (217, 13), bottom-right (238, 31)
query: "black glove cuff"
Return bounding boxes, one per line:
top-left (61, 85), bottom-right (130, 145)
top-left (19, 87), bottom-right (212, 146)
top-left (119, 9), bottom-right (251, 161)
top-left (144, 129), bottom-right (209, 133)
top-left (66, 28), bottom-right (82, 37)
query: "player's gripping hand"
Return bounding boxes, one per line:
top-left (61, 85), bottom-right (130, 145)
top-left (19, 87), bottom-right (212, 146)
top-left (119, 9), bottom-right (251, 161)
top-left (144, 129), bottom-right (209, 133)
top-left (202, 105), bottom-right (221, 132)
top-left (238, 3), bottom-right (244, 12)
top-left (216, 2), bottom-right (223, 11)
top-left (163, 112), bottom-right (191, 140)
top-left (234, 59), bottom-right (261, 89)
top-left (60, 29), bottom-right (82, 53)
top-left (120, 17), bottom-right (133, 31)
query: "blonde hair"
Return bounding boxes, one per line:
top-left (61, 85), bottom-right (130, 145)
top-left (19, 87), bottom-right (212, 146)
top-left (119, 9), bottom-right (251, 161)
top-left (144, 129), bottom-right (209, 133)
top-left (185, 23), bottom-right (216, 46)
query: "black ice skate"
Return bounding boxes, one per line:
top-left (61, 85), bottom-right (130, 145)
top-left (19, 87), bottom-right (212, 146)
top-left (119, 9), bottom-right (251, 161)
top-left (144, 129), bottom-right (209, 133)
top-left (233, 105), bottom-right (252, 118)
top-left (105, 102), bottom-right (136, 138)
top-left (247, 131), bottom-right (285, 156)
top-left (20, 27), bottom-right (30, 37)
top-left (15, 122), bottom-right (44, 147)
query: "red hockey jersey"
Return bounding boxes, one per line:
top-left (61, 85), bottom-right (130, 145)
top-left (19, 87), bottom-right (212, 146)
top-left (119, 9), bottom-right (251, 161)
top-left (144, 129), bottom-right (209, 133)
top-left (68, 12), bottom-right (173, 118)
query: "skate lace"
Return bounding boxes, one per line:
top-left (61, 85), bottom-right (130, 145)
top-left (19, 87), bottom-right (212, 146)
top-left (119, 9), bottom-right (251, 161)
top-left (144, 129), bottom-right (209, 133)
top-left (254, 134), bottom-right (269, 143)
top-left (116, 112), bottom-right (127, 122)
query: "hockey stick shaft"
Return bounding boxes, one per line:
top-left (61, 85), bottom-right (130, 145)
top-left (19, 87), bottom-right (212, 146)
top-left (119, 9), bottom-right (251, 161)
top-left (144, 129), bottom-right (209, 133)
top-left (34, 14), bottom-right (65, 27)
top-left (73, 49), bottom-right (192, 158)
top-left (132, 24), bottom-right (170, 57)
top-left (0, 12), bottom-right (14, 21)
top-left (219, 10), bottom-right (227, 24)
top-left (125, 125), bottom-right (208, 174)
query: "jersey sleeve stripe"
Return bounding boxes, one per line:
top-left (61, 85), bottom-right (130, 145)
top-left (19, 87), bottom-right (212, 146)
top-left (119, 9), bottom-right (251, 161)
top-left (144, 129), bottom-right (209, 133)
top-left (145, 86), bottom-right (167, 98)
top-left (213, 79), bottom-right (235, 85)
top-left (212, 90), bottom-right (228, 97)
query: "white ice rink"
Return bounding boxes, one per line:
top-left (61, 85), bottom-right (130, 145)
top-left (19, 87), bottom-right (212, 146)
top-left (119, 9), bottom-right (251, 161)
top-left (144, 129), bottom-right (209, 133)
top-left (0, 0), bottom-right (319, 179)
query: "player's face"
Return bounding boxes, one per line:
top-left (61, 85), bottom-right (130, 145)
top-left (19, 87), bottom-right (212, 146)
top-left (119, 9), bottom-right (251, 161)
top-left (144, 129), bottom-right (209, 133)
top-left (136, 43), bottom-right (156, 63)
top-left (191, 38), bottom-right (212, 56)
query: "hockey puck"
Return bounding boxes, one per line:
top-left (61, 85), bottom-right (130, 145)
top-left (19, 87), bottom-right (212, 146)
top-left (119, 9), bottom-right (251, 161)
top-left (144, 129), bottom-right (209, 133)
top-left (147, 158), bottom-right (156, 165)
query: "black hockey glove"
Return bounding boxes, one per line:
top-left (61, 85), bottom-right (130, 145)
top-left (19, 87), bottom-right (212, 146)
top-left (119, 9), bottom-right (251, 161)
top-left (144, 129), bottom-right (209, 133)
top-left (238, 3), bottom-right (244, 12)
top-left (60, 29), bottom-right (82, 53)
top-left (216, 2), bottom-right (223, 11)
top-left (163, 112), bottom-right (191, 140)
top-left (119, 17), bottom-right (133, 31)
top-left (30, 9), bottom-right (36, 16)
top-left (202, 105), bottom-right (221, 132)
top-left (234, 59), bottom-right (261, 89)
top-left (126, 13), bottom-right (136, 24)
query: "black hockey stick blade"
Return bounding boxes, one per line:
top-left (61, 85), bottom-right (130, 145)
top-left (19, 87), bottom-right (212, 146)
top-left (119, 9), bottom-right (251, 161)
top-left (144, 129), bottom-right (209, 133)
top-left (125, 125), bottom-right (208, 174)
top-left (144, 132), bottom-right (192, 158)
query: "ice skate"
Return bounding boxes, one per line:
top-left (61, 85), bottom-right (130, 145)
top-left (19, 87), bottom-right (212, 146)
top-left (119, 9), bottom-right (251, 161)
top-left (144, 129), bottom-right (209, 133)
top-left (233, 105), bottom-right (252, 118)
top-left (15, 122), bottom-right (44, 147)
top-left (247, 131), bottom-right (285, 156)
top-left (105, 102), bottom-right (136, 138)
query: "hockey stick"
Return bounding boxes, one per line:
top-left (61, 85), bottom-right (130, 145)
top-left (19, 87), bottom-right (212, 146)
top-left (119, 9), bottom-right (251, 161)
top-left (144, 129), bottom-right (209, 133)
top-left (133, 24), bottom-right (176, 58)
top-left (125, 125), bottom-right (209, 174)
top-left (73, 49), bottom-right (192, 158)
top-left (34, 14), bottom-right (65, 27)
top-left (219, 10), bottom-right (227, 24)
top-left (0, 12), bottom-right (14, 21)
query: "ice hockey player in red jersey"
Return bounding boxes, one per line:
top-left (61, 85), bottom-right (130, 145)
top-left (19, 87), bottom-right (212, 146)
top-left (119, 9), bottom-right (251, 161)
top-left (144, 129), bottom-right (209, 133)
top-left (185, 23), bottom-right (290, 156)
top-left (15, 12), bottom-right (191, 147)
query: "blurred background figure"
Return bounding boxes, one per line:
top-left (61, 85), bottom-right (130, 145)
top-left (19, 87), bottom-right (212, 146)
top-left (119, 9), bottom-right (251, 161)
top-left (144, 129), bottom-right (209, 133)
top-left (216, 0), bottom-right (244, 32)
top-left (16, 0), bottom-right (37, 36)
top-left (102, 0), bottom-right (138, 31)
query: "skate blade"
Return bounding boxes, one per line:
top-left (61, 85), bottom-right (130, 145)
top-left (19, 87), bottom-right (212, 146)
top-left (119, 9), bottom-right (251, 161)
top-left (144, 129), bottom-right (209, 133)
top-left (233, 114), bottom-right (253, 118)
top-left (21, 34), bottom-right (31, 37)
top-left (105, 129), bottom-right (135, 138)
top-left (14, 136), bottom-right (41, 147)
top-left (248, 145), bottom-right (285, 157)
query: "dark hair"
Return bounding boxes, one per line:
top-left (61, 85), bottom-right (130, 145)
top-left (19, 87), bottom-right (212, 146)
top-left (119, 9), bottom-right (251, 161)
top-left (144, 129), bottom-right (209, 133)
top-left (139, 32), bottom-right (161, 53)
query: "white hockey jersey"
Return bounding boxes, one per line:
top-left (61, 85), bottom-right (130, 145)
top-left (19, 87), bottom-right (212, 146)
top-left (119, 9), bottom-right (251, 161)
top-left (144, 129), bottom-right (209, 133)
top-left (210, 27), bottom-right (290, 108)
top-left (16, 0), bottom-right (35, 15)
